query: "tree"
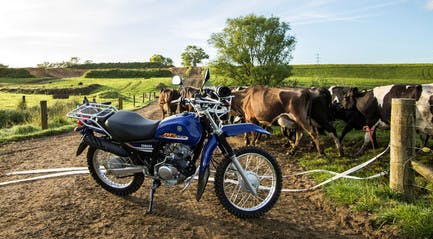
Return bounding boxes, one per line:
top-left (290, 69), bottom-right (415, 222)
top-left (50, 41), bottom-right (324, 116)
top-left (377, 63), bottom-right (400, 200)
top-left (181, 45), bottom-right (209, 67)
top-left (149, 54), bottom-right (173, 66)
top-left (208, 14), bottom-right (296, 86)
top-left (0, 63), bottom-right (8, 68)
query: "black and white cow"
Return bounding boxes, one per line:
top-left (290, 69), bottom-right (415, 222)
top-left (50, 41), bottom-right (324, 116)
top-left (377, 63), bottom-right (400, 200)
top-left (329, 86), bottom-right (367, 143)
top-left (342, 84), bottom-right (433, 155)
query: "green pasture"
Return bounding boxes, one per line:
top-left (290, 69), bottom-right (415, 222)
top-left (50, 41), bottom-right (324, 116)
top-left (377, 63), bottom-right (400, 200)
top-left (0, 76), bottom-right (173, 143)
top-left (0, 76), bottom-right (173, 110)
top-left (284, 76), bottom-right (433, 89)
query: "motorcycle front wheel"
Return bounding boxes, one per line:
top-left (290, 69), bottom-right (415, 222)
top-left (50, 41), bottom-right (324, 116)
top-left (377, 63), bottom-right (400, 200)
top-left (87, 147), bottom-right (144, 196)
top-left (214, 146), bottom-right (282, 218)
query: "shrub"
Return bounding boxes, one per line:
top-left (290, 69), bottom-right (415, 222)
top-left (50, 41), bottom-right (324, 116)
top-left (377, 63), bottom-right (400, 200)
top-left (0, 110), bottom-right (31, 128)
top-left (84, 69), bottom-right (172, 78)
top-left (70, 62), bottom-right (166, 69)
top-left (0, 68), bottom-right (33, 78)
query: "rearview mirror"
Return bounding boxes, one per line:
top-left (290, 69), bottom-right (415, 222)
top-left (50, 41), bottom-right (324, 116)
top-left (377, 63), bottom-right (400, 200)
top-left (203, 68), bottom-right (210, 82)
top-left (172, 75), bottom-right (182, 85)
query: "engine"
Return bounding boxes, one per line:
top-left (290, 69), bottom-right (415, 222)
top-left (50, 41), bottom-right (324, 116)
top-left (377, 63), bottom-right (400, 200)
top-left (156, 143), bottom-right (196, 185)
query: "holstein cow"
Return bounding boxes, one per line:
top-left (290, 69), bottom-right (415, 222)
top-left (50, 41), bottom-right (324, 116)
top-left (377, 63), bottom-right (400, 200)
top-left (235, 85), bottom-right (325, 155)
top-left (342, 84), bottom-right (433, 155)
top-left (329, 86), bottom-right (367, 143)
top-left (178, 86), bottom-right (200, 112)
top-left (307, 87), bottom-right (344, 156)
top-left (158, 88), bottom-right (181, 119)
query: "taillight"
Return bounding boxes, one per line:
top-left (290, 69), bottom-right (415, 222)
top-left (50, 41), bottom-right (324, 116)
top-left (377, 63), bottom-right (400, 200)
top-left (77, 120), bottom-right (83, 126)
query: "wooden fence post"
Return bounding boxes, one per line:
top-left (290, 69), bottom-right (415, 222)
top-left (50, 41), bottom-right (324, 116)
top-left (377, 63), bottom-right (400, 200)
top-left (142, 93), bottom-right (145, 103)
top-left (390, 98), bottom-right (415, 198)
top-left (133, 95), bottom-right (136, 108)
top-left (40, 100), bottom-right (48, 130)
top-left (118, 97), bottom-right (123, 110)
top-left (22, 95), bottom-right (26, 103)
top-left (148, 93), bottom-right (151, 101)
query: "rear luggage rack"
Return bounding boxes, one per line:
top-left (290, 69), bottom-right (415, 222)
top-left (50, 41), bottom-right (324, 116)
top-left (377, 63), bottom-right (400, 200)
top-left (67, 103), bottom-right (118, 137)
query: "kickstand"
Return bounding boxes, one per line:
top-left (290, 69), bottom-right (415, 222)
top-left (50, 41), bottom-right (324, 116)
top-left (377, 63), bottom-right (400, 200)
top-left (146, 179), bottom-right (161, 214)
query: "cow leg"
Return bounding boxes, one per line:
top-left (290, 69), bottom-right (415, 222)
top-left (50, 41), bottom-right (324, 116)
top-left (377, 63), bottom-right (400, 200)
top-left (287, 128), bottom-right (304, 155)
top-left (419, 132), bottom-right (430, 148)
top-left (322, 123), bottom-right (344, 157)
top-left (297, 121), bottom-right (323, 156)
top-left (355, 121), bottom-right (380, 156)
top-left (339, 124), bottom-right (354, 143)
top-left (281, 127), bottom-right (293, 148)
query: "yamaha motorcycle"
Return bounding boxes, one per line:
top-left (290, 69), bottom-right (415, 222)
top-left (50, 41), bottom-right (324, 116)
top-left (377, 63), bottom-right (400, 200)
top-left (67, 69), bottom-right (282, 218)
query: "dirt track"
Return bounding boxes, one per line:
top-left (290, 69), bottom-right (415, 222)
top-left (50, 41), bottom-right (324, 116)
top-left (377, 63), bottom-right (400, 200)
top-left (0, 102), bottom-right (398, 239)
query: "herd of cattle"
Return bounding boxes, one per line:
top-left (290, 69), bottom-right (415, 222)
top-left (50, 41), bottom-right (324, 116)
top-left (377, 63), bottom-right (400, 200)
top-left (158, 84), bottom-right (433, 156)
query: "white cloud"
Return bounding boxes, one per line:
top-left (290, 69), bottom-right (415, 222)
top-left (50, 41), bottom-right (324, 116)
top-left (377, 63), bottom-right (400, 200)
top-left (427, 0), bottom-right (433, 10)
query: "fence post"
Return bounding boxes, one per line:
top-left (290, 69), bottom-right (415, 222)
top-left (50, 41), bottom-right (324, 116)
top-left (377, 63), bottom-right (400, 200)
top-left (40, 100), bottom-right (48, 130)
top-left (148, 93), bottom-right (151, 101)
top-left (153, 91), bottom-right (156, 99)
top-left (118, 97), bottom-right (123, 110)
top-left (133, 95), bottom-right (136, 108)
top-left (142, 93), bottom-right (145, 103)
top-left (390, 98), bottom-right (415, 198)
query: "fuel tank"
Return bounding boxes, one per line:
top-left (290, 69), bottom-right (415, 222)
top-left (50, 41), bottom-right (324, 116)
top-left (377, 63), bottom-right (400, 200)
top-left (155, 112), bottom-right (202, 146)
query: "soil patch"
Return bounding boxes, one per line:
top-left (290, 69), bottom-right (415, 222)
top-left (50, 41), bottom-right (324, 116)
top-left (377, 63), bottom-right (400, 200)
top-left (0, 102), bottom-right (398, 238)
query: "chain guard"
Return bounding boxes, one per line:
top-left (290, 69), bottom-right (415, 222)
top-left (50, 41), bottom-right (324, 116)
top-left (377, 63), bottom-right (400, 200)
top-left (196, 166), bottom-right (210, 201)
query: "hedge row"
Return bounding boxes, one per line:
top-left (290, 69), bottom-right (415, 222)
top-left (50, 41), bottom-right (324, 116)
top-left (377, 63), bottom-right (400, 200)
top-left (84, 69), bottom-right (172, 78)
top-left (291, 64), bottom-right (433, 80)
top-left (70, 62), bottom-right (167, 69)
top-left (0, 109), bottom-right (31, 128)
top-left (0, 68), bottom-right (34, 78)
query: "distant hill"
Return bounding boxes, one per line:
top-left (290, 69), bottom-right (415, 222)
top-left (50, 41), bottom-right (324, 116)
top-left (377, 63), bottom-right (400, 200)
top-left (291, 64), bottom-right (433, 81)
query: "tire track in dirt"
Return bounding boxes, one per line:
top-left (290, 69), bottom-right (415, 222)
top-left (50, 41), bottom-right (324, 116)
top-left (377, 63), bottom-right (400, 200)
top-left (0, 102), bottom-right (394, 239)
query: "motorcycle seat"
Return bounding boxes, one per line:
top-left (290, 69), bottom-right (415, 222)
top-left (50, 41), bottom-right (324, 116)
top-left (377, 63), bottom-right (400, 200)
top-left (105, 110), bottom-right (160, 141)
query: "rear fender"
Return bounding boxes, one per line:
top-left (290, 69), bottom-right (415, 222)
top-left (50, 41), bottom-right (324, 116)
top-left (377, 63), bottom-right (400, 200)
top-left (76, 140), bottom-right (88, 156)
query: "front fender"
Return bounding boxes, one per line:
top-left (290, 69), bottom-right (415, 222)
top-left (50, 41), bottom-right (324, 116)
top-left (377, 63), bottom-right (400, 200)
top-left (222, 123), bottom-right (270, 137)
top-left (199, 123), bottom-right (270, 172)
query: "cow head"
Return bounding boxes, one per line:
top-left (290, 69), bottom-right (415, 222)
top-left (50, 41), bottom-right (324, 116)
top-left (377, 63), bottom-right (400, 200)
top-left (341, 87), bottom-right (359, 109)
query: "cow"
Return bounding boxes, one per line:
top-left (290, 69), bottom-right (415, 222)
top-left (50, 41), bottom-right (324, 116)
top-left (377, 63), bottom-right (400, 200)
top-left (341, 84), bottom-right (433, 155)
top-left (307, 87), bottom-right (344, 156)
top-left (233, 85), bottom-right (325, 156)
top-left (158, 88), bottom-right (180, 119)
top-left (178, 86), bottom-right (200, 112)
top-left (329, 86), bottom-right (367, 143)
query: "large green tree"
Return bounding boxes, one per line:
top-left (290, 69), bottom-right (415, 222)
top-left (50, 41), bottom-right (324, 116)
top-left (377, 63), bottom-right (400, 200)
top-left (208, 14), bottom-right (296, 86)
top-left (150, 54), bottom-right (174, 66)
top-left (181, 45), bottom-right (209, 67)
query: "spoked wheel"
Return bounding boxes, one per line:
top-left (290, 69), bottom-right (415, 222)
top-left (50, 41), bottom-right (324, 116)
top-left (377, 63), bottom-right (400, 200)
top-left (87, 147), bottom-right (144, 196)
top-left (214, 146), bottom-right (282, 218)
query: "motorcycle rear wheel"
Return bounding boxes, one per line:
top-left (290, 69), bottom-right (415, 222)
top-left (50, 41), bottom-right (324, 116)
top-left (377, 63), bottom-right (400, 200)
top-left (87, 147), bottom-right (144, 196)
top-left (214, 146), bottom-right (282, 218)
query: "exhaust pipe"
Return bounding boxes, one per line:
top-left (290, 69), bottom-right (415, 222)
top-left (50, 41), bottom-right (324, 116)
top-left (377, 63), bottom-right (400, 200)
top-left (83, 134), bottom-right (129, 157)
top-left (107, 166), bottom-right (145, 177)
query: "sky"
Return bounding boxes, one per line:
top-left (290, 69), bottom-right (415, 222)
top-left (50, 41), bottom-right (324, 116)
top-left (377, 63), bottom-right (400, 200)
top-left (0, 0), bottom-right (433, 67)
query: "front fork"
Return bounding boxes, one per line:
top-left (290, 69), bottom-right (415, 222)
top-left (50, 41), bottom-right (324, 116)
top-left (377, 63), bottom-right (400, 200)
top-left (216, 134), bottom-right (257, 195)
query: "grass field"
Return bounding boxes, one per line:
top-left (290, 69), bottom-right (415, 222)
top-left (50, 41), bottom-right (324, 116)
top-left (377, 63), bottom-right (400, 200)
top-left (284, 76), bottom-right (433, 89)
top-left (0, 76), bottom-right (173, 110)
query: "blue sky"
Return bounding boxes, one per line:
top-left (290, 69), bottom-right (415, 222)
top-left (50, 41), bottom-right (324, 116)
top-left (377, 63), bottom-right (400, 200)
top-left (0, 0), bottom-right (432, 67)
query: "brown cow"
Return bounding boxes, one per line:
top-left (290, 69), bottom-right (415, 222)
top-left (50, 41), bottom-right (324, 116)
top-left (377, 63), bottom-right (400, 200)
top-left (178, 86), bottom-right (200, 112)
top-left (158, 88), bottom-right (181, 119)
top-left (235, 85), bottom-right (324, 155)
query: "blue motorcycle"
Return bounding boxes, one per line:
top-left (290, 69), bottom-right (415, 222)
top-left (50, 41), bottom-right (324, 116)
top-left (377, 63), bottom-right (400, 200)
top-left (67, 69), bottom-right (282, 218)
